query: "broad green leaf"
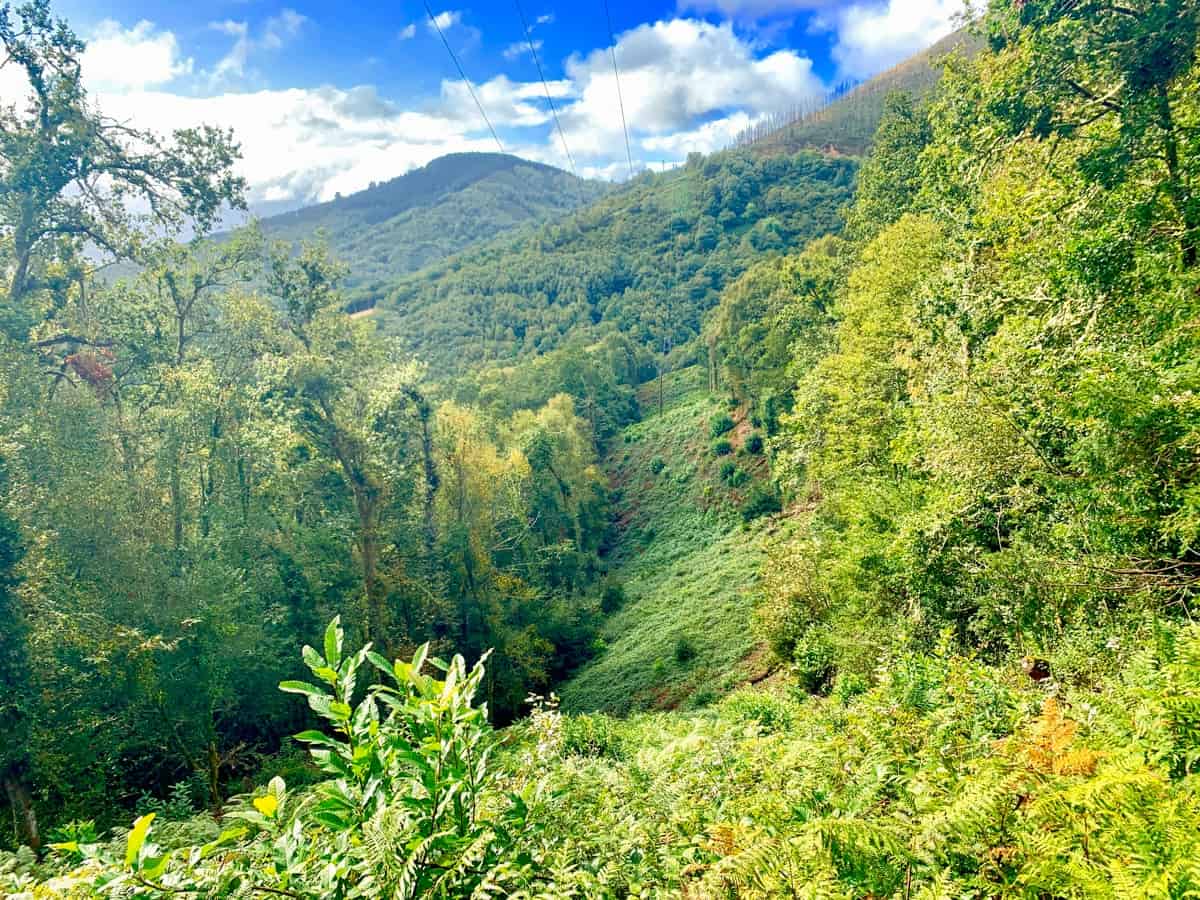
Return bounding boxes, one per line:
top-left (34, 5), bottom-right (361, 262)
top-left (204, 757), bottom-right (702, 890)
top-left (294, 729), bottom-right (341, 748)
top-left (279, 680), bottom-right (325, 698)
top-left (141, 851), bottom-right (171, 880)
top-left (324, 617), bottom-right (343, 667)
top-left (125, 813), bottom-right (155, 868)
top-left (199, 827), bottom-right (247, 859)
top-left (366, 650), bottom-right (393, 678)
top-left (301, 645), bottom-right (324, 671)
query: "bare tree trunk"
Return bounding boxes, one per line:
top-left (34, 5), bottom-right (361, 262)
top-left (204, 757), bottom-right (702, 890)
top-left (3, 770), bottom-right (39, 850)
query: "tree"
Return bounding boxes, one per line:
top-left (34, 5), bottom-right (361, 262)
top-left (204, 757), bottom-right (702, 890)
top-left (0, 1), bottom-right (245, 334)
top-left (842, 92), bottom-right (931, 243)
top-left (983, 0), bottom-right (1200, 265)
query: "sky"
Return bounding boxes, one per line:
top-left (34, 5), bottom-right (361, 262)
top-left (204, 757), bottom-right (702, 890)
top-left (3, 0), bottom-right (965, 216)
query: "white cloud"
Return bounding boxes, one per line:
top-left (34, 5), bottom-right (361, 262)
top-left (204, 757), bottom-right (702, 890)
top-left (427, 10), bottom-right (462, 33)
top-left (557, 19), bottom-right (823, 160)
top-left (679, 0), bottom-right (838, 16)
top-left (535, 13), bottom-right (555, 25)
top-left (641, 111), bottom-right (757, 156)
top-left (81, 20), bottom-right (192, 93)
top-left (503, 38), bottom-right (542, 60)
top-left (209, 8), bottom-right (307, 84)
top-left (91, 83), bottom-right (502, 214)
top-left (398, 23), bottom-right (417, 39)
top-left (20, 8), bottom-right (854, 218)
top-left (262, 9), bottom-right (307, 50)
top-left (439, 73), bottom-right (566, 128)
top-left (815, 0), bottom-right (963, 80)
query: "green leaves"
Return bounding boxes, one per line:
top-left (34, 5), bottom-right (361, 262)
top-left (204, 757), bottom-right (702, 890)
top-left (124, 813), bottom-right (155, 869)
top-left (324, 616), bottom-right (343, 668)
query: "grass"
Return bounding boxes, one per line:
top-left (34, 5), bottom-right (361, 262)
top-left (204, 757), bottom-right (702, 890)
top-left (560, 366), bottom-right (785, 714)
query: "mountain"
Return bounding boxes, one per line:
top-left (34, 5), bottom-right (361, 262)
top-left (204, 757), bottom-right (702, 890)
top-left (375, 149), bottom-right (856, 373)
top-left (744, 29), bottom-right (980, 157)
top-left (252, 152), bottom-right (608, 308)
top-left (366, 35), bottom-right (982, 377)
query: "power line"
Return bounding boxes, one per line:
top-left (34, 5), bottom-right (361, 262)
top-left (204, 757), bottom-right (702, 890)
top-left (602, 0), bottom-right (635, 180)
top-left (513, 0), bottom-right (576, 177)
top-left (423, 1), bottom-right (506, 154)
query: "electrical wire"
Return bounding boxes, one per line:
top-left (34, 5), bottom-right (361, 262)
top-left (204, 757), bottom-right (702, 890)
top-left (423, 1), bottom-right (506, 154)
top-left (513, 0), bottom-right (576, 176)
top-left (602, 0), bottom-right (635, 180)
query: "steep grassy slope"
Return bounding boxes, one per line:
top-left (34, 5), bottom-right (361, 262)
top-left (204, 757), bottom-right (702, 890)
top-left (254, 153), bottom-right (606, 303)
top-left (561, 366), bottom-right (789, 714)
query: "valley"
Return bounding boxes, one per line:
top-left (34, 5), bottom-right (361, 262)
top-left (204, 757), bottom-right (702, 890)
top-left (3, 0), bottom-right (1200, 897)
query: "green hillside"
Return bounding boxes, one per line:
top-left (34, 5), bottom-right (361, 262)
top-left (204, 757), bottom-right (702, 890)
top-left (561, 366), bottom-right (783, 714)
top-left (8, 0), bottom-right (1200, 895)
top-left (377, 150), bottom-right (856, 372)
top-left (255, 152), bottom-right (607, 305)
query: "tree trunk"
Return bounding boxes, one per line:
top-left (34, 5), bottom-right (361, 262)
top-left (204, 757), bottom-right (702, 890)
top-left (1156, 84), bottom-right (1196, 267)
top-left (3, 771), bottom-right (39, 850)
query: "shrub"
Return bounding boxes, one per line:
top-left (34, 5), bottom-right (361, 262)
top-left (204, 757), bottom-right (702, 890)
top-left (649, 456), bottom-right (666, 474)
top-left (709, 413), bottom-right (735, 437)
top-left (54, 619), bottom-right (533, 897)
top-left (740, 483), bottom-right (781, 520)
top-left (674, 634), bottom-right (698, 664)
top-left (562, 714), bottom-right (625, 759)
top-left (719, 459), bottom-right (737, 481)
top-left (720, 689), bottom-right (796, 732)
top-left (600, 581), bottom-right (626, 614)
top-left (744, 432), bottom-right (765, 454)
top-left (792, 628), bottom-right (836, 695)
top-left (712, 438), bottom-right (733, 456)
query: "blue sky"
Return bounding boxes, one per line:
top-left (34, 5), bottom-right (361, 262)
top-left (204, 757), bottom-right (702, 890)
top-left (17, 0), bottom-right (962, 214)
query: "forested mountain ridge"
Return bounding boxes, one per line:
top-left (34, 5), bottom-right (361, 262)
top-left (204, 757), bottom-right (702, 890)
top-left (377, 150), bottom-right (856, 372)
top-left (6, 0), bottom-right (1200, 895)
top-left (248, 152), bottom-right (607, 305)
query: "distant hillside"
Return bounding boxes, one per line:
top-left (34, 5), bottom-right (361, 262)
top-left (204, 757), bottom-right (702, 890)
top-left (744, 29), bottom-right (979, 157)
top-left (253, 153), bottom-right (607, 307)
top-left (376, 149), bottom-right (856, 372)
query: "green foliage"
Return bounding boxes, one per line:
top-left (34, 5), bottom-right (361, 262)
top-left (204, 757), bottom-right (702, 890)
top-left (740, 483), bottom-right (782, 521)
top-left (648, 455), bottom-right (666, 475)
top-left (673, 634), bottom-right (699, 664)
top-left (376, 151), bottom-right (856, 374)
top-left (561, 370), bottom-right (778, 714)
top-left (743, 431), bottom-right (764, 454)
top-left (19, 621), bottom-right (546, 897)
top-left (708, 412), bottom-right (735, 437)
top-left (711, 438), bottom-right (733, 456)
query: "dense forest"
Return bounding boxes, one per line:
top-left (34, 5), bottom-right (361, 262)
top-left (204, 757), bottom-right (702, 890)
top-left (3, 0), bottom-right (1200, 896)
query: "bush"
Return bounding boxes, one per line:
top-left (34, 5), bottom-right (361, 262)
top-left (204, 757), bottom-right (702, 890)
top-left (709, 413), bottom-right (735, 437)
top-left (744, 432), bottom-right (764, 455)
top-left (649, 456), bottom-right (666, 475)
top-left (792, 628), bottom-right (836, 695)
top-left (712, 438), bottom-right (733, 456)
top-left (720, 689), bottom-right (796, 732)
top-left (740, 483), bottom-right (781, 520)
top-left (719, 459), bottom-right (737, 481)
top-left (674, 634), bottom-right (698, 664)
top-left (561, 714), bottom-right (625, 759)
top-left (600, 581), bottom-right (626, 614)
